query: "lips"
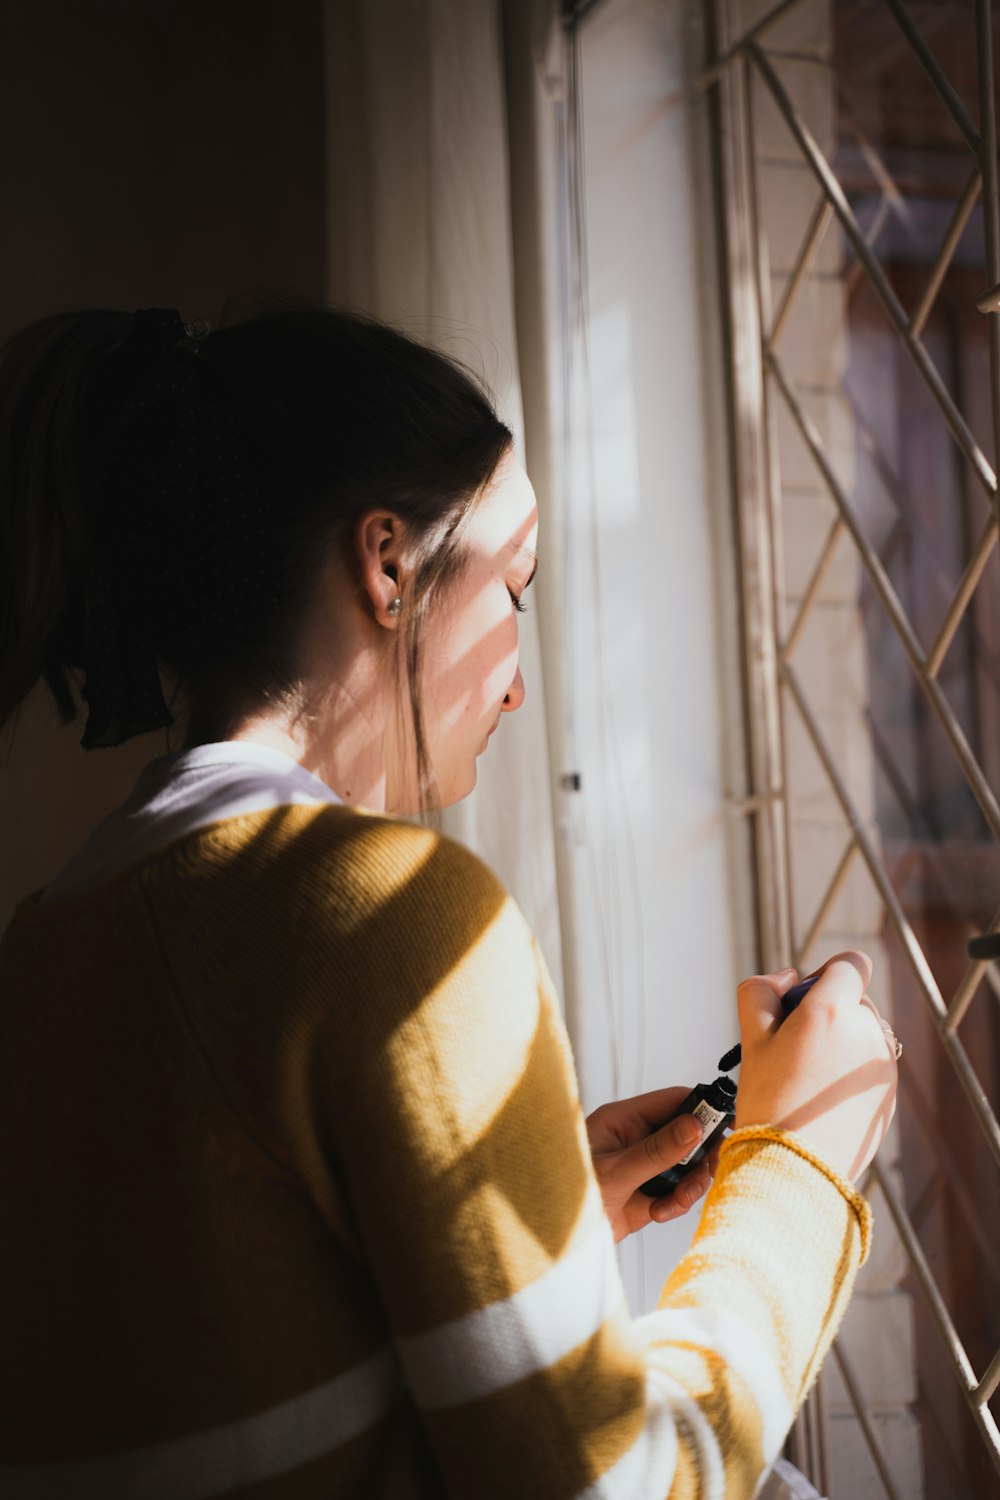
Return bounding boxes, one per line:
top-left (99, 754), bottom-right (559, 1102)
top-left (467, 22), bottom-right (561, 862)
top-left (478, 715), bottom-right (502, 756)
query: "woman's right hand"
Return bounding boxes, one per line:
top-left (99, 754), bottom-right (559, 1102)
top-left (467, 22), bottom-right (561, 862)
top-left (733, 951), bottom-right (898, 1182)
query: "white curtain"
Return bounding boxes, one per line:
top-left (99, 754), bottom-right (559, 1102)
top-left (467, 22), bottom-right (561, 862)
top-left (321, 0), bottom-right (759, 1315)
top-left (323, 0), bottom-right (567, 994)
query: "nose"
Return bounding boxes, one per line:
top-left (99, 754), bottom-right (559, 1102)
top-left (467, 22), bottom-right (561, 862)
top-left (502, 666), bottom-right (525, 713)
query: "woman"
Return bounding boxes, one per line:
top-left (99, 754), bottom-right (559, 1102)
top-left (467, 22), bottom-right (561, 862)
top-left (0, 303), bottom-right (897, 1498)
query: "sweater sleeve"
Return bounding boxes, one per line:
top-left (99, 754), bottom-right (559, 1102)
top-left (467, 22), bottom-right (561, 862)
top-left (312, 818), bottom-right (871, 1500)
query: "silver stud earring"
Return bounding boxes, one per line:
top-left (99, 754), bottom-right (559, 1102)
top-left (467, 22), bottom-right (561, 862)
top-left (388, 596), bottom-right (402, 616)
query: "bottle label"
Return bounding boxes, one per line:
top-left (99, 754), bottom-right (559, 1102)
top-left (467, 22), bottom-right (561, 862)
top-left (678, 1100), bottom-right (728, 1166)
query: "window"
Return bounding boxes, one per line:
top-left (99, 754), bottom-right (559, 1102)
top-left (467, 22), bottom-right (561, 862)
top-left (714, 0), bottom-right (1000, 1492)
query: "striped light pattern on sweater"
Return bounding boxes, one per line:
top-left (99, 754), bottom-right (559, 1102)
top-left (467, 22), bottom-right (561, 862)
top-left (0, 1352), bottom-right (398, 1499)
top-left (0, 803), bottom-right (872, 1498)
top-left (398, 1202), bottom-right (623, 1407)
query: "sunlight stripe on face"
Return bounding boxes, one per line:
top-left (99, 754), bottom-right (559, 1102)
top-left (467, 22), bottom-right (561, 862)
top-left (0, 1350), bottom-right (398, 1500)
top-left (397, 1214), bottom-right (625, 1409)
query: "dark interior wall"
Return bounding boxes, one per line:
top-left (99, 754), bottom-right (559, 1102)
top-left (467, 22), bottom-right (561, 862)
top-left (0, 0), bottom-right (326, 926)
top-left (0, 0), bottom-right (326, 334)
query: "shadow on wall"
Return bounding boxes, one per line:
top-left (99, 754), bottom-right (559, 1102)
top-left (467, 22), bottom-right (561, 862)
top-left (0, 0), bottom-right (326, 926)
top-left (0, 689), bottom-right (174, 929)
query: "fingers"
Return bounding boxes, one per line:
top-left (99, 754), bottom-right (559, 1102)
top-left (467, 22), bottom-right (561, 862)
top-left (634, 1113), bottom-right (703, 1179)
top-left (648, 1161), bottom-right (712, 1223)
top-left (621, 1085), bottom-right (697, 1133)
top-left (732, 946), bottom-right (894, 1182)
top-left (816, 956), bottom-right (897, 1080)
top-left (811, 950), bottom-right (872, 1011)
top-left (632, 1114), bottom-right (712, 1225)
top-left (737, 965), bottom-right (798, 1044)
top-left (739, 951), bottom-right (874, 1050)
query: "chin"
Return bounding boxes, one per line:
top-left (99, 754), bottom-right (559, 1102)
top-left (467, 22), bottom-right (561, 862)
top-left (437, 762), bottom-right (479, 810)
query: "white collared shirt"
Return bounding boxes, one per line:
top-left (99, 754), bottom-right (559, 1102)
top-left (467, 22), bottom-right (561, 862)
top-left (42, 741), bottom-right (341, 904)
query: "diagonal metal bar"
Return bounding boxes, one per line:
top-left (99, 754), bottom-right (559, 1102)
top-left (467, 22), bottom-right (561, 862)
top-left (946, 959), bottom-right (989, 1033)
top-left (783, 659), bottom-right (1000, 1170)
top-left (846, 196), bottom-right (892, 303)
top-left (939, 1031), bottom-right (1000, 1170)
top-left (911, 167), bottom-right (982, 338)
top-left (715, 7), bottom-right (1000, 1486)
top-left (978, 1345), bottom-right (1000, 1406)
top-left (922, 672), bottom-right (1000, 839)
top-left (866, 704), bottom-right (925, 836)
top-left (782, 659), bottom-right (944, 1013)
top-left (767, 197), bottom-right (835, 353)
top-left (868, 1158), bottom-right (977, 1385)
top-left (795, 838), bottom-right (858, 966)
top-left (881, 0), bottom-right (981, 155)
top-left (850, 400), bottom-right (914, 547)
top-left (984, 961), bottom-right (1000, 1009)
top-left (749, 41), bottom-right (998, 500)
top-left (835, 83), bottom-right (910, 304)
top-left (770, 353), bottom-right (1000, 844)
top-left (947, 902), bottom-right (1000, 1032)
top-left (926, 514), bottom-right (996, 678)
top-left (847, 389), bottom-right (1000, 673)
top-left (868, 709), bottom-right (994, 941)
top-left (870, 1158), bottom-right (1000, 1474)
top-left (906, 1109), bottom-right (1000, 1286)
top-left (690, 0), bottom-right (808, 95)
top-left (783, 514), bottom-right (844, 657)
top-left (976, 0), bottom-right (1000, 536)
top-left (770, 357), bottom-right (927, 667)
top-left (830, 1341), bottom-right (906, 1500)
top-left (836, 79), bottom-right (911, 226)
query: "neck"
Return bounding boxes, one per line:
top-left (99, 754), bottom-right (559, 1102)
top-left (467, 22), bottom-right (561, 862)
top-left (229, 666), bottom-right (393, 812)
top-left (188, 549), bottom-right (417, 813)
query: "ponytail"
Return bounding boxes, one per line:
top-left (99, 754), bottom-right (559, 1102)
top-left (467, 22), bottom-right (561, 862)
top-left (0, 310), bottom-right (131, 732)
top-left (0, 297), bottom-right (513, 783)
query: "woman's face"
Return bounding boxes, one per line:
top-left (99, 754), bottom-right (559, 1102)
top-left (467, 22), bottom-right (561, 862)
top-left (419, 455), bottom-right (538, 808)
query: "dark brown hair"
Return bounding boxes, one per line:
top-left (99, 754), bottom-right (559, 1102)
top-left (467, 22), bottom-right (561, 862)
top-left (0, 298), bottom-right (513, 800)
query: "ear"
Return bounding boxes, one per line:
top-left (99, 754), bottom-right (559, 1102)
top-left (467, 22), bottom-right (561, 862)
top-left (354, 510), bottom-right (406, 628)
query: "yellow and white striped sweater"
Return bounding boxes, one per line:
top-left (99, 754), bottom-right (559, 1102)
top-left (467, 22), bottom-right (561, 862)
top-left (0, 804), bottom-right (871, 1498)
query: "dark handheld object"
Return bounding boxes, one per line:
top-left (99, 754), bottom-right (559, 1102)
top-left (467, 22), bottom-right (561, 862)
top-left (638, 974), bottom-right (821, 1200)
top-left (637, 1075), bottom-right (737, 1198)
top-left (967, 932), bottom-right (1000, 960)
top-left (717, 973), bottom-right (820, 1072)
top-left (780, 973), bottom-right (820, 1011)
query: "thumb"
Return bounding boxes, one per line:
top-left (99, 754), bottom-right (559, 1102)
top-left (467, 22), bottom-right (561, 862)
top-left (623, 1113), bottom-right (705, 1183)
top-left (737, 966), bottom-right (798, 1047)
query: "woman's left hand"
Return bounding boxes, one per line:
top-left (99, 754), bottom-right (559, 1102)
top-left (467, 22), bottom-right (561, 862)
top-left (586, 1086), bottom-right (719, 1243)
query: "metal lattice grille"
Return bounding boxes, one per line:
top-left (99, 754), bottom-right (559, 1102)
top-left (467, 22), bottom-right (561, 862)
top-left (711, 0), bottom-right (1000, 1492)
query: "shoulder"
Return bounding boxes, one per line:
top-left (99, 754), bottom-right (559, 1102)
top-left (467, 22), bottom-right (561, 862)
top-left (286, 804), bottom-right (510, 926)
top-left (292, 807), bottom-right (553, 1030)
top-left (186, 802), bottom-right (523, 968)
top-left (150, 798), bottom-right (557, 1056)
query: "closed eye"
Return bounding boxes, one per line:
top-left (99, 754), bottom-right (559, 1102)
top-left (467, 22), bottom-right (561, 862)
top-left (509, 588), bottom-right (528, 614)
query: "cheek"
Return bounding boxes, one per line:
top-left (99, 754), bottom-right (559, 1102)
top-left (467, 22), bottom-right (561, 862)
top-left (433, 595), bottom-right (518, 723)
top-left (476, 610), bottom-right (519, 704)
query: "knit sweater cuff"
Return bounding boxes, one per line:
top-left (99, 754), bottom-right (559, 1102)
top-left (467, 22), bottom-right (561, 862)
top-left (720, 1125), bottom-right (873, 1263)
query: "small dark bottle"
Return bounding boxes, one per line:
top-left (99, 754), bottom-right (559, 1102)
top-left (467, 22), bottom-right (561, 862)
top-left (638, 1075), bottom-right (737, 1198)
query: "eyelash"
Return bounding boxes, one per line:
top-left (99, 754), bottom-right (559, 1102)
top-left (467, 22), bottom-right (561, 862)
top-left (509, 589), bottom-right (528, 615)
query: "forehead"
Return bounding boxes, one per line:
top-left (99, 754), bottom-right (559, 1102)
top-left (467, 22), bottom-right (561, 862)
top-left (469, 457), bottom-right (538, 555)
